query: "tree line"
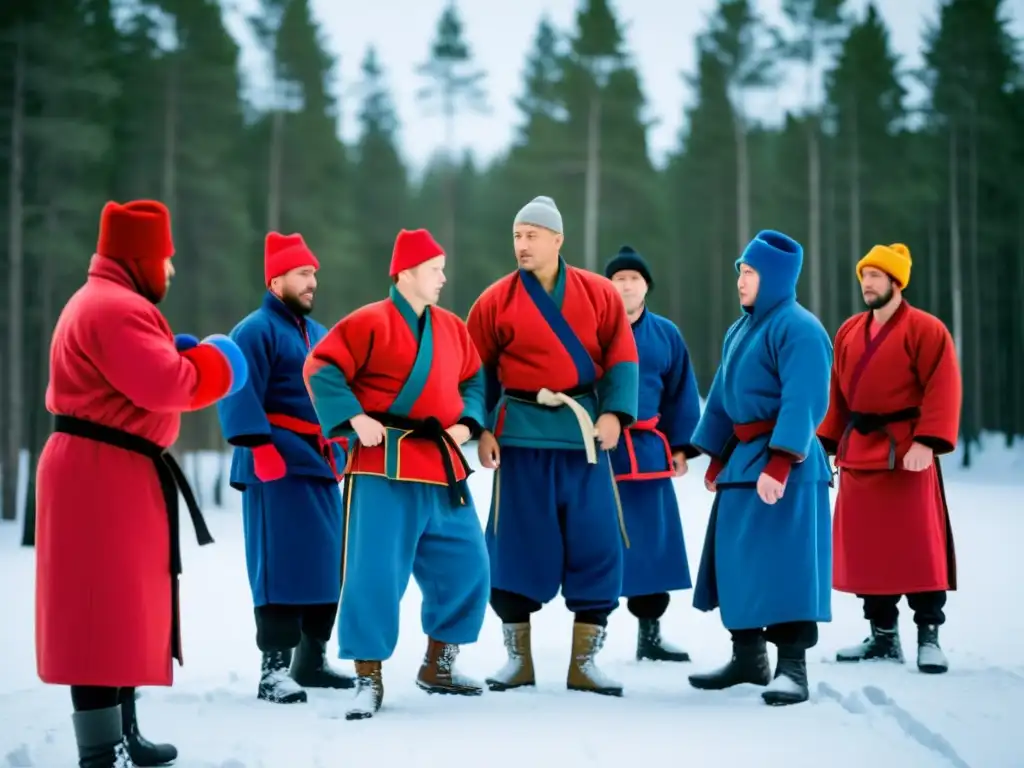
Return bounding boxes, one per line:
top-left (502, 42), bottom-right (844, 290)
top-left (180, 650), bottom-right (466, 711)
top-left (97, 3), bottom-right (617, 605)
top-left (1, 0), bottom-right (1021, 529)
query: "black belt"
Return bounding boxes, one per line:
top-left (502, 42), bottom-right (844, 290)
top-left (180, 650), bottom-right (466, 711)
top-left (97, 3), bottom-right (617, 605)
top-left (369, 412), bottom-right (472, 507)
top-left (52, 415), bottom-right (214, 664)
top-left (504, 383), bottom-right (596, 400)
top-left (841, 407), bottom-right (922, 470)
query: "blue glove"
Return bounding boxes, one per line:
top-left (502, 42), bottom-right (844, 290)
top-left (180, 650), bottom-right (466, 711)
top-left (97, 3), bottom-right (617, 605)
top-left (200, 334), bottom-right (249, 396)
top-left (174, 333), bottom-right (200, 352)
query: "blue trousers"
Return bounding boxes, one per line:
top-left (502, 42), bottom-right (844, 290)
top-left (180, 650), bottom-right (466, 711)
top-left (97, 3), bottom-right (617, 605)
top-left (337, 474), bottom-right (490, 661)
top-left (618, 478), bottom-right (691, 597)
top-left (485, 447), bottom-right (625, 614)
top-left (242, 475), bottom-right (343, 607)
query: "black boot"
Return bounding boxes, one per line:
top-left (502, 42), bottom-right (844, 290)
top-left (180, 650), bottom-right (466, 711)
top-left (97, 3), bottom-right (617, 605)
top-left (762, 645), bottom-right (810, 706)
top-left (290, 634), bottom-right (356, 689)
top-left (258, 649), bottom-right (307, 704)
top-left (72, 705), bottom-right (135, 768)
top-left (118, 689), bottom-right (176, 766)
top-left (835, 622), bottom-right (904, 663)
top-left (916, 624), bottom-right (949, 674)
top-left (636, 618), bottom-right (690, 662)
top-left (688, 635), bottom-right (771, 691)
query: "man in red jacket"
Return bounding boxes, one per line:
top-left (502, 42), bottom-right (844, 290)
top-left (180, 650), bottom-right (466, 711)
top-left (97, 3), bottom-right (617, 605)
top-left (35, 200), bottom-right (249, 768)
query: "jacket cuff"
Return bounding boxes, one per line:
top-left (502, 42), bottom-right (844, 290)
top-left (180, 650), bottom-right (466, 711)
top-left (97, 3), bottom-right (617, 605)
top-left (228, 434), bottom-right (273, 448)
top-left (458, 417), bottom-right (484, 440)
top-left (763, 452), bottom-right (794, 484)
top-left (672, 444), bottom-right (702, 460)
top-left (705, 456), bottom-right (725, 485)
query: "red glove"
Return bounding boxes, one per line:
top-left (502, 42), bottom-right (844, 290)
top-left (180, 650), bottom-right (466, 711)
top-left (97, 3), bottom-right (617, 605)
top-left (252, 444), bottom-right (287, 482)
top-left (704, 457), bottom-right (724, 491)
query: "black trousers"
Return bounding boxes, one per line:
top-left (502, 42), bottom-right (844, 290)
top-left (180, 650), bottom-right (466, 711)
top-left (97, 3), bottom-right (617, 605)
top-left (70, 686), bottom-right (135, 712)
top-left (731, 621), bottom-right (819, 651)
top-left (255, 602), bottom-right (338, 652)
top-left (626, 592), bottom-right (670, 620)
top-left (490, 588), bottom-right (612, 627)
top-left (860, 591), bottom-right (946, 628)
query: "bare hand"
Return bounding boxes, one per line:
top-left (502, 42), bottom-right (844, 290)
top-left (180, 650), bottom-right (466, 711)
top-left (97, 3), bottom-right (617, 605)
top-left (672, 451), bottom-right (689, 478)
top-left (478, 430), bottom-right (500, 469)
top-left (595, 413), bottom-right (622, 451)
top-left (350, 414), bottom-right (385, 447)
top-left (705, 478), bottom-right (717, 492)
top-left (756, 472), bottom-right (785, 505)
top-left (445, 423), bottom-right (471, 446)
top-left (903, 442), bottom-right (934, 472)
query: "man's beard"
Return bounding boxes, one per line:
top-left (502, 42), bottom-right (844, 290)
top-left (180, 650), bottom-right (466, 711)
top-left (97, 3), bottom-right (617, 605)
top-left (864, 283), bottom-right (894, 310)
top-left (282, 290), bottom-right (313, 316)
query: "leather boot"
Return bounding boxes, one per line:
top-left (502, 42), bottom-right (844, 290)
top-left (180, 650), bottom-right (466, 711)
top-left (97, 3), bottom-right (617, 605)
top-left (636, 618), bottom-right (690, 662)
top-left (762, 645), bottom-right (810, 706)
top-left (119, 689), bottom-right (176, 766)
top-left (835, 622), bottom-right (904, 664)
top-left (72, 705), bottom-right (135, 768)
top-left (688, 635), bottom-right (772, 690)
top-left (567, 622), bottom-right (623, 697)
top-left (290, 633), bottom-right (356, 689)
top-left (346, 660), bottom-right (384, 720)
top-left (258, 649), bottom-right (307, 704)
top-left (485, 622), bottom-right (536, 692)
top-left (416, 638), bottom-right (483, 695)
top-left (916, 624), bottom-right (949, 674)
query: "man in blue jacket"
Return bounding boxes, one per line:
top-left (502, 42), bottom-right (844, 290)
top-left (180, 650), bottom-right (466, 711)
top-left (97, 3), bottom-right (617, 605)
top-left (217, 232), bottom-right (354, 704)
top-left (688, 230), bottom-right (833, 707)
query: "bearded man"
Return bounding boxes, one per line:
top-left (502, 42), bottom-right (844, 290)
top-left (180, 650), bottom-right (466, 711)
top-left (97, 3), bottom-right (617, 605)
top-left (217, 232), bottom-right (354, 705)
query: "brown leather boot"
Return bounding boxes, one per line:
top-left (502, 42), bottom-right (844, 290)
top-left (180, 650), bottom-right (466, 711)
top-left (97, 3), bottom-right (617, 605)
top-left (345, 660), bottom-right (384, 721)
top-left (485, 622), bottom-right (536, 691)
top-left (567, 623), bottom-right (623, 697)
top-left (415, 638), bottom-right (483, 695)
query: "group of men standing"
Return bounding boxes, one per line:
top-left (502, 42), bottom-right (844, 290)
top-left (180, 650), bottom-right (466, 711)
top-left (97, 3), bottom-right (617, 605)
top-left (33, 194), bottom-right (961, 768)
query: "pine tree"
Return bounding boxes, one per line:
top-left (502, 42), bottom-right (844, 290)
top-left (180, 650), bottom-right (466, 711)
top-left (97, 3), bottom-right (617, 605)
top-left (416, 2), bottom-right (488, 311)
top-left (353, 45), bottom-right (408, 278)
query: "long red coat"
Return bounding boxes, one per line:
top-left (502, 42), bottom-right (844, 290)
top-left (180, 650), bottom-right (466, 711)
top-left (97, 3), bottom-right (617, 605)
top-left (36, 255), bottom-right (228, 687)
top-left (818, 300), bottom-right (961, 595)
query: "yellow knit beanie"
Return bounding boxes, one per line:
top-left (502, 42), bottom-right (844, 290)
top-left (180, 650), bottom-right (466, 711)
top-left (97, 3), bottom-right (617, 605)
top-left (856, 243), bottom-right (911, 289)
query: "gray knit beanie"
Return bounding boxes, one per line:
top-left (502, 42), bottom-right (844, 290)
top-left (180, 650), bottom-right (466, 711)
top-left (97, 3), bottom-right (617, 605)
top-left (514, 196), bottom-right (563, 234)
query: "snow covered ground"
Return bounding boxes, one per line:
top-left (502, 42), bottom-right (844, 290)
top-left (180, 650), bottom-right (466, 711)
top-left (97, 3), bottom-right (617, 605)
top-left (1, 436), bottom-right (1023, 767)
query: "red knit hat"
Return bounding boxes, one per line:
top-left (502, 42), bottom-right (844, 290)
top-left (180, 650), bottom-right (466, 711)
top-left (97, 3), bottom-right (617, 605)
top-left (389, 229), bottom-right (444, 278)
top-left (264, 232), bottom-right (319, 286)
top-left (96, 200), bottom-right (174, 263)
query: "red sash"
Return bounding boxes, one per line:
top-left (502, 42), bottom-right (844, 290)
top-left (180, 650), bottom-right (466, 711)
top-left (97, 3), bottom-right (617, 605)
top-left (617, 414), bottom-right (675, 481)
top-left (266, 412), bottom-right (350, 482)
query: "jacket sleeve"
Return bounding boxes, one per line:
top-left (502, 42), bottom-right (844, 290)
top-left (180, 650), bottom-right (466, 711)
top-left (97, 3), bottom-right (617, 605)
top-left (660, 324), bottom-right (702, 458)
top-left (88, 303), bottom-right (229, 413)
top-left (466, 289), bottom-right (503, 421)
top-left (690, 365), bottom-right (733, 458)
top-left (455, 318), bottom-right (487, 437)
top-left (595, 282), bottom-right (639, 427)
top-left (303, 316), bottom-right (370, 437)
top-left (769, 317), bottom-right (834, 461)
top-left (216, 319), bottom-right (274, 447)
top-left (912, 314), bottom-right (962, 455)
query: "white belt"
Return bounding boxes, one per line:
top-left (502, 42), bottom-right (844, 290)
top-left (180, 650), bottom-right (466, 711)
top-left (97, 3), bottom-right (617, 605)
top-left (534, 388), bottom-right (598, 465)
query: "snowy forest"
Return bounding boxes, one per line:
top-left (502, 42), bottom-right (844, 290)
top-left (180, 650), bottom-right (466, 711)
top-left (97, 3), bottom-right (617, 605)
top-left (0, 0), bottom-right (1022, 527)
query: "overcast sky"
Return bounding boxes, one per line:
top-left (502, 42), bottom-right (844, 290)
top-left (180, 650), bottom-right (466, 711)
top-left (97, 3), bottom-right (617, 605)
top-left (222, 0), bottom-right (1024, 171)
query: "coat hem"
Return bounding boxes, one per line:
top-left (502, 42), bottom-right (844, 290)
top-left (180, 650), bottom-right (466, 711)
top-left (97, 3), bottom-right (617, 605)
top-left (834, 582), bottom-right (950, 595)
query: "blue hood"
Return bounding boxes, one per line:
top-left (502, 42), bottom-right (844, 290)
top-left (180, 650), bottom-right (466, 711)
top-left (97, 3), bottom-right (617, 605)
top-left (735, 230), bottom-right (803, 320)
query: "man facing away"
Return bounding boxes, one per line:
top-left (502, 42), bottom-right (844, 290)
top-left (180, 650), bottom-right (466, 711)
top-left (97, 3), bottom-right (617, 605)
top-left (304, 228), bottom-right (490, 720)
top-left (216, 232), bottom-right (354, 705)
top-left (605, 246), bottom-right (701, 662)
top-left (36, 200), bottom-right (248, 767)
top-left (688, 230), bottom-right (834, 706)
top-left (466, 196), bottom-right (639, 697)
top-left (818, 243), bottom-right (961, 674)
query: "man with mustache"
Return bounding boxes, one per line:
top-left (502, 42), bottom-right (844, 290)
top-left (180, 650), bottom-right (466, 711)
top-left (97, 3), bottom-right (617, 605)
top-left (467, 196), bottom-right (639, 697)
top-left (304, 228), bottom-right (490, 720)
top-left (819, 243), bottom-right (961, 674)
top-left (217, 232), bottom-right (354, 705)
